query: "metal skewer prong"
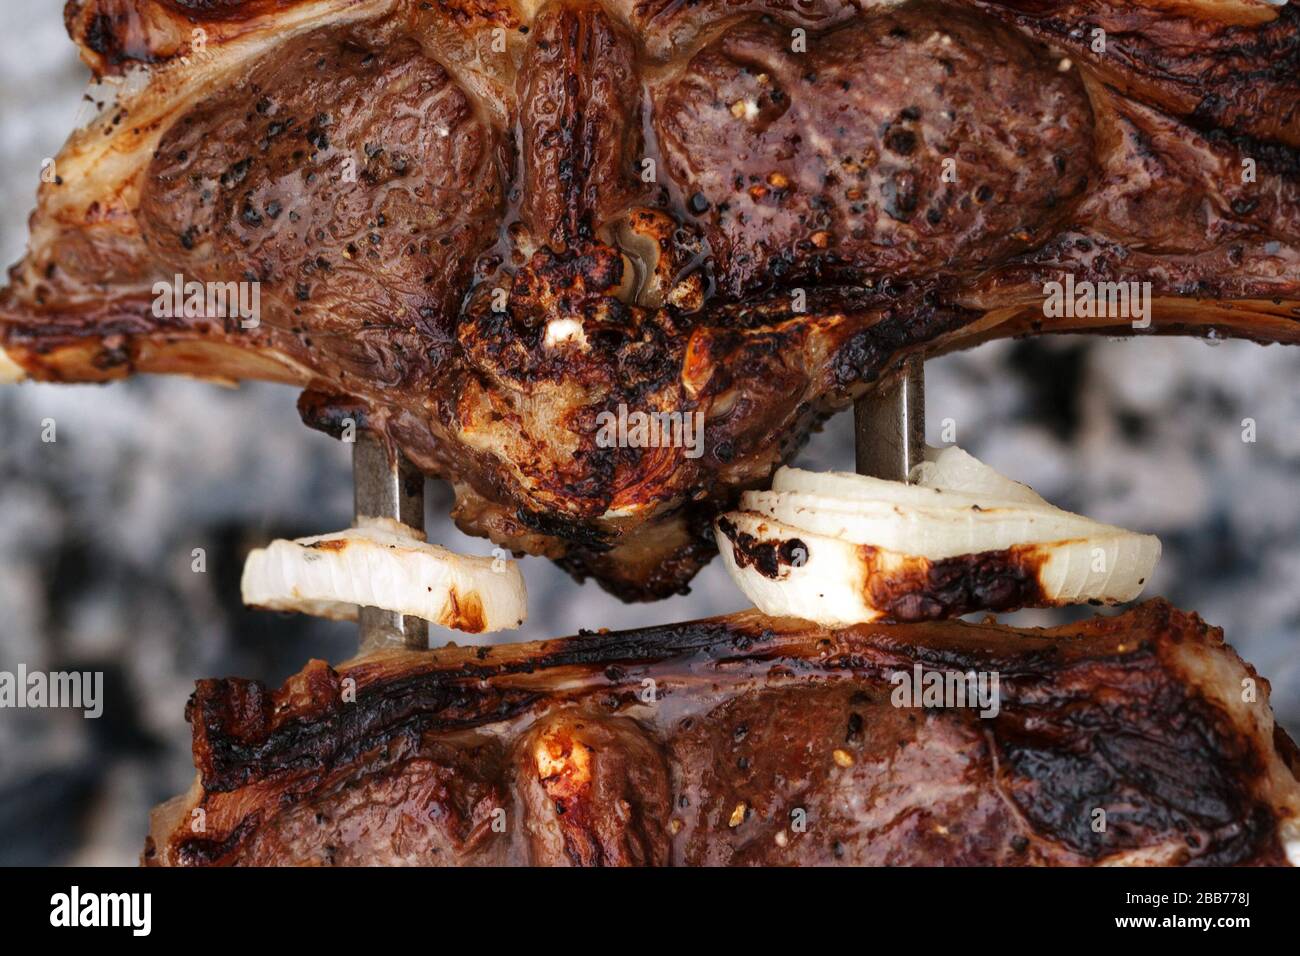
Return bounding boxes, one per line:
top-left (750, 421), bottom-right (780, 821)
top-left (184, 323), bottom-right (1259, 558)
top-left (854, 354), bottom-right (926, 481)
top-left (353, 430), bottom-right (428, 652)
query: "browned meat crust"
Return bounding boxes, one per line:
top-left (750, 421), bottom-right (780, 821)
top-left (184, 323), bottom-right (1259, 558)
top-left (144, 600), bottom-right (1300, 866)
top-left (6, 0), bottom-right (1300, 599)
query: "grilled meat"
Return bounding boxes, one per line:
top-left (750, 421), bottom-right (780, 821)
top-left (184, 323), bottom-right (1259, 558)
top-left (5, 0), bottom-right (1300, 599)
top-left (144, 600), bottom-right (1300, 866)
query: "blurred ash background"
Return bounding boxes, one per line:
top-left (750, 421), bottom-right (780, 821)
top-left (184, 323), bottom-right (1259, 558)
top-left (1, 0), bottom-right (1298, 865)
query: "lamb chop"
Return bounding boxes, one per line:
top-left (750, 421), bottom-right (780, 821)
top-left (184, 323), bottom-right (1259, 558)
top-left (143, 600), bottom-right (1300, 866)
top-left (2, 0), bottom-right (1298, 599)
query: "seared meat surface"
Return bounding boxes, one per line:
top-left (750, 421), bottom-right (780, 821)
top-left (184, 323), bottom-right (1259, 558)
top-left (654, 6), bottom-right (1094, 297)
top-left (4, 0), bottom-right (1300, 598)
top-left (145, 601), bottom-right (1300, 866)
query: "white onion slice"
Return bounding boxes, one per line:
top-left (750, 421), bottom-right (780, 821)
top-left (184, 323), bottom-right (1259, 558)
top-left (770, 447), bottom-right (1047, 511)
top-left (910, 445), bottom-right (1049, 505)
top-left (241, 517), bottom-right (527, 633)
top-left (716, 446), bottom-right (1160, 626)
top-left (738, 489), bottom-right (1118, 559)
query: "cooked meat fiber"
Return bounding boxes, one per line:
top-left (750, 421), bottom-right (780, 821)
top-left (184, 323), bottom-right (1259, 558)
top-left (5, 0), bottom-right (1300, 599)
top-left (144, 601), bottom-right (1300, 866)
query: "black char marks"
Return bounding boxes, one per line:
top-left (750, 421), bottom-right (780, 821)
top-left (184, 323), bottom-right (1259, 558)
top-left (864, 545), bottom-right (1050, 621)
top-left (149, 601), bottom-right (1299, 866)
top-left (973, 0), bottom-right (1300, 149)
top-left (716, 514), bottom-right (807, 578)
top-left (996, 651), bottom-right (1283, 866)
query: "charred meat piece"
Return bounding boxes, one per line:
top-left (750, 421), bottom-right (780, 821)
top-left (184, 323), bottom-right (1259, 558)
top-left (5, 0), bottom-right (1300, 599)
top-left (145, 601), bottom-right (1300, 866)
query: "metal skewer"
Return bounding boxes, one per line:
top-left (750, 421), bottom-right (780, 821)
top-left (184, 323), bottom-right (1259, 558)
top-left (854, 354), bottom-right (926, 481)
top-left (353, 430), bottom-right (428, 652)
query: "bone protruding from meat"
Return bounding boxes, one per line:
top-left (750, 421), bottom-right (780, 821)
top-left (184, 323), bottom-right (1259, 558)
top-left (716, 446), bottom-right (1160, 624)
top-left (240, 517), bottom-right (527, 634)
